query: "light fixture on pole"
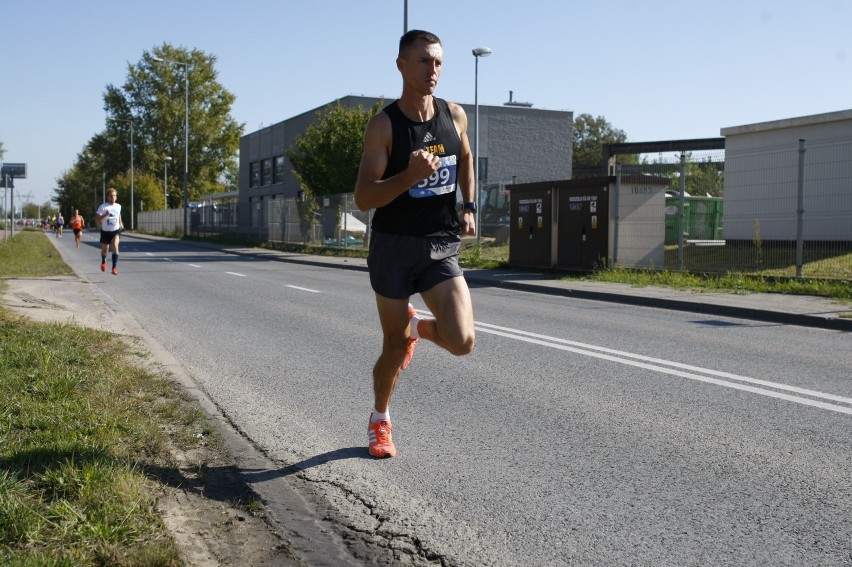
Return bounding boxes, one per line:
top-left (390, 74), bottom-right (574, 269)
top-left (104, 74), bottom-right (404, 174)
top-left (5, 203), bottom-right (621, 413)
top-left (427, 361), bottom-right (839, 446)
top-left (472, 46), bottom-right (492, 244)
top-left (153, 55), bottom-right (189, 237)
top-left (163, 156), bottom-right (173, 209)
top-left (106, 116), bottom-right (135, 230)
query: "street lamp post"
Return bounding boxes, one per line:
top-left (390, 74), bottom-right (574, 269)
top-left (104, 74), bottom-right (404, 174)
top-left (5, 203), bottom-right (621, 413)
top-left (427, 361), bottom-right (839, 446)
top-left (403, 0), bottom-right (408, 32)
top-left (163, 156), bottom-right (172, 209)
top-left (106, 116), bottom-right (135, 230)
top-left (154, 56), bottom-right (189, 237)
top-left (472, 46), bottom-right (492, 244)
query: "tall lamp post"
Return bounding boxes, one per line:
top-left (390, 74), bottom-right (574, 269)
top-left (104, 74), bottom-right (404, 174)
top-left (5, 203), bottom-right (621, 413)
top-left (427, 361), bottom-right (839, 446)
top-left (106, 116), bottom-right (135, 230)
top-left (163, 156), bottom-right (172, 209)
top-left (472, 46), bottom-right (492, 244)
top-left (403, 0), bottom-right (408, 32)
top-left (153, 56), bottom-right (189, 237)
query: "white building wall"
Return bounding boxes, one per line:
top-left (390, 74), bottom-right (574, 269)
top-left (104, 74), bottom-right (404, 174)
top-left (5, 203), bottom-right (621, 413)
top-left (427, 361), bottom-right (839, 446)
top-left (721, 109), bottom-right (852, 241)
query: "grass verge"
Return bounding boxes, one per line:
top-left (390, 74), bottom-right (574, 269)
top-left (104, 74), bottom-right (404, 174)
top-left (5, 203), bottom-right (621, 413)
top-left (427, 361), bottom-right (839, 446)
top-left (0, 230), bottom-right (74, 278)
top-left (0, 230), bottom-right (211, 565)
top-left (452, 239), bottom-right (851, 303)
top-left (582, 266), bottom-right (852, 302)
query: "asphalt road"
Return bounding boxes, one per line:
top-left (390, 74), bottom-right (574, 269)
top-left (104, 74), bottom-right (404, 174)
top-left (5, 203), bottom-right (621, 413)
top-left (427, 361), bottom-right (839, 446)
top-left (57, 233), bottom-right (852, 566)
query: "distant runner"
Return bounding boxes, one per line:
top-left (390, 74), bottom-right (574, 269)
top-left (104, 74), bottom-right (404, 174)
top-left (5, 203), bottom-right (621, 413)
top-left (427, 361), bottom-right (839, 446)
top-left (69, 209), bottom-right (85, 248)
top-left (95, 188), bottom-right (124, 275)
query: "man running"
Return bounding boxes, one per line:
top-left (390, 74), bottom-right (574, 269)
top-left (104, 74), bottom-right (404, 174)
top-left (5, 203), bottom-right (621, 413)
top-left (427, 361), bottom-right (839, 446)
top-left (95, 188), bottom-right (124, 275)
top-left (55, 213), bottom-right (64, 238)
top-left (354, 29), bottom-right (477, 458)
top-left (69, 209), bottom-right (85, 248)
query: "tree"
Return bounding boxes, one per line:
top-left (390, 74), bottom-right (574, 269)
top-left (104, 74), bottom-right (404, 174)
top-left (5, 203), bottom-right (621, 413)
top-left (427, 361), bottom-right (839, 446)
top-left (572, 113), bottom-right (636, 172)
top-left (286, 100), bottom-right (382, 239)
top-left (667, 153), bottom-right (724, 197)
top-left (22, 201), bottom-right (51, 220)
top-left (110, 171), bottom-right (164, 214)
top-left (55, 138), bottom-right (111, 218)
top-left (54, 43), bottom-right (243, 224)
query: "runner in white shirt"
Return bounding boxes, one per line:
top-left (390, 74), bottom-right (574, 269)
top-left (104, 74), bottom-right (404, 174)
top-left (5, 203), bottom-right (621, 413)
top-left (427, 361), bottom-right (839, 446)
top-left (95, 188), bottom-right (125, 275)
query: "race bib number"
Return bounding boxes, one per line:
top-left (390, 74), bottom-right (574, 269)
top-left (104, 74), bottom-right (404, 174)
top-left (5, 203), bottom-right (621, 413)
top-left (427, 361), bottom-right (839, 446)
top-left (104, 213), bottom-right (119, 230)
top-left (409, 155), bottom-right (457, 198)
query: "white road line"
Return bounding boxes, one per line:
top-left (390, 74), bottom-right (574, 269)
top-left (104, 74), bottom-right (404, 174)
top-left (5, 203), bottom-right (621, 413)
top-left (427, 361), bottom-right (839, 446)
top-left (469, 321), bottom-right (852, 416)
top-left (188, 264), bottom-right (202, 268)
top-left (285, 285), bottom-right (321, 293)
top-left (164, 258), bottom-right (173, 262)
top-left (226, 271), bottom-right (246, 277)
top-left (475, 321), bottom-right (852, 406)
top-left (145, 252), bottom-right (154, 256)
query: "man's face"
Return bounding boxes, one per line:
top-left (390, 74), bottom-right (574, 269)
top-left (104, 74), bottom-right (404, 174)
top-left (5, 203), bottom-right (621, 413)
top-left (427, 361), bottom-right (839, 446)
top-left (107, 192), bottom-right (117, 203)
top-left (398, 39), bottom-right (443, 95)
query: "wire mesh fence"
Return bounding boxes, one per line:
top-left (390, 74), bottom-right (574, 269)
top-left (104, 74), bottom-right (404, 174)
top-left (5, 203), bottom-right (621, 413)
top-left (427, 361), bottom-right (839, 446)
top-left (138, 203), bottom-right (240, 239)
top-left (137, 135), bottom-right (850, 280)
top-left (264, 193), bottom-right (370, 249)
top-left (610, 137), bottom-right (852, 280)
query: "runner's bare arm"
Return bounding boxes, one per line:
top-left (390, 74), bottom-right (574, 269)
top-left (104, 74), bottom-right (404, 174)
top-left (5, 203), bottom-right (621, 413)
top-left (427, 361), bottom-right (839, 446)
top-left (354, 112), bottom-right (440, 211)
top-left (449, 102), bottom-right (476, 235)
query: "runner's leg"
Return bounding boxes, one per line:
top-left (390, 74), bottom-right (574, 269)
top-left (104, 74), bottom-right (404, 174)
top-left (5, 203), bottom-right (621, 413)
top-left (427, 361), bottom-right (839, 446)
top-left (372, 294), bottom-right (413, 412)
top-left (419, 276), bottom-right (475, 356)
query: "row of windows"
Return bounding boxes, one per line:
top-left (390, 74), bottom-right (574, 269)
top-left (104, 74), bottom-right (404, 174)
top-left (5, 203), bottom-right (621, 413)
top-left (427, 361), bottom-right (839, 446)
top-left (249, 155), bottom-right (288, 188)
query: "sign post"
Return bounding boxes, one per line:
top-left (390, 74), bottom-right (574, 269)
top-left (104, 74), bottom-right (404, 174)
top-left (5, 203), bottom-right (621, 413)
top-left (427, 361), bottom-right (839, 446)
top-left (1, 163), bottom-right (27, 237)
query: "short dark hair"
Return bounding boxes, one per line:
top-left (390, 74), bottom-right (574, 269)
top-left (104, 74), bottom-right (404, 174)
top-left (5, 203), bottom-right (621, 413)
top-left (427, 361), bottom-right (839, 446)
top-left (398, 29), bottom-right (441, 57)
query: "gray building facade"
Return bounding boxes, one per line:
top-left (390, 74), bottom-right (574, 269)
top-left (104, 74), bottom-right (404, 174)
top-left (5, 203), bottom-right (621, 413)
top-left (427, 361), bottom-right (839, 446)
top-left (238, 95), bottom-right (573, 231)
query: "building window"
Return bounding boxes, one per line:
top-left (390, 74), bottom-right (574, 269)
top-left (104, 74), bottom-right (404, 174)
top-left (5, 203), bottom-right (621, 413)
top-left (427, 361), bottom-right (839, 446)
top-left (261, 158), bottom-right (273, 186)
top-left (273, 155), bottom-right (287, 184)
top-left (249, 162), bottom-right (260, 188)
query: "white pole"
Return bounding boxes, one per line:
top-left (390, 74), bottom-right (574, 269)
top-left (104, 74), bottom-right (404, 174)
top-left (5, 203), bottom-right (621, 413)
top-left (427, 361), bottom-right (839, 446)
top-left (130, 120), bottom-right (135, 230)
top-left (164, 157), bottom-right (172, 209)
top-left (183, 62), bottom-right (189, 237)
top-left (472, 47), bottom-right (492, 245)
top-left (474, 56), bottom-right (480, 244)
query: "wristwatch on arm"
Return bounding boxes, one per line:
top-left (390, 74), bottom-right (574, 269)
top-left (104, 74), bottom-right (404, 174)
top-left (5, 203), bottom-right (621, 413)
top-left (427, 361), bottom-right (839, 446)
top-left (462, 202), bottom-right (477, 215)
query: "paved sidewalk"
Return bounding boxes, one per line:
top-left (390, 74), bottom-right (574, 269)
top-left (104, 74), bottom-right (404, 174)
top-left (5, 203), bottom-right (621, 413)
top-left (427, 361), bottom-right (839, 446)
top-left (137, 234), bottom-right (852, 332)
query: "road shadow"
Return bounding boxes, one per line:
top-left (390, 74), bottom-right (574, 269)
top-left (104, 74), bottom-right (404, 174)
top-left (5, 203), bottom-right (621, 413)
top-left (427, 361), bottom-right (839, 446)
top-left (1, 443), bottom-right (370, 512)
top-left (239, 446), bottom-right (372, 485)
top-left (140, 446), bottom-right (372, 508)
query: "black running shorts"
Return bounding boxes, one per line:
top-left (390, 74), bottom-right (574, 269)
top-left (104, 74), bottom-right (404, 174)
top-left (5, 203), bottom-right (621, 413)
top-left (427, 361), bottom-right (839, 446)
top-left (367, 232), bottom-right (463, 299)
top-left (99, 230), bottom-right (121, 245)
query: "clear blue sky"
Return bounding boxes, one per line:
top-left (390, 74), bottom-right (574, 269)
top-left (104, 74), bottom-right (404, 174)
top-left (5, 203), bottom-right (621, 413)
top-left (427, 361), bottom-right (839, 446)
top-left (2, 0), bottom-right (850, 208)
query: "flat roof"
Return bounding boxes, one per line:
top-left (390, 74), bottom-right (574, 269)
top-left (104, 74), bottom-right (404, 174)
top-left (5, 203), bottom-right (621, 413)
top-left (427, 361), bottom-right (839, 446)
top-left (721, 108), bottom-right (852, 136)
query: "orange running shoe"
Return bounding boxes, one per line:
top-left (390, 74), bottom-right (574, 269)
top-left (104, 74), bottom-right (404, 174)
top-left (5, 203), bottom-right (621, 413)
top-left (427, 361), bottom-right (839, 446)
top-left (101, 261), bottom-right (106, 272)
top-left (111, 267), bottom-right (118, 275)
top-left (368, 414), bottom-right (397, 458)
top-left (401, 303), bottom-right (418, 370)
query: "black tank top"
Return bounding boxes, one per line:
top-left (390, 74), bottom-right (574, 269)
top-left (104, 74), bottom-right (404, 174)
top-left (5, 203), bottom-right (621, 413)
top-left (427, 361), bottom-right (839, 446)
top-left (371, 98), bottom-right (462, 237)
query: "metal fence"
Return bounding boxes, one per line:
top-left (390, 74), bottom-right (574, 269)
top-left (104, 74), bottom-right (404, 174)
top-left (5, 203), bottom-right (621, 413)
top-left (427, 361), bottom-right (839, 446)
top-left (264, 193), bottom-right (371, 249)
top-left (615, 136), bottom-right (851, 279)
top-left (138, 201), bottom-right (240, 239)
top-left (138, 194), bottom-right (372, 249)
top-left (137, 135), bottom-right (851, 280)
top-left (137, 208), bottom-right (185, 237)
